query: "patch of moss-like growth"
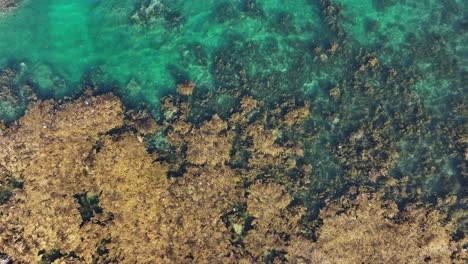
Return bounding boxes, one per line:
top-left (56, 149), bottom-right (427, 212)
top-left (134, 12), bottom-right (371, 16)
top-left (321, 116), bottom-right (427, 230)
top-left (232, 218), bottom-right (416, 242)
top-left (38, 249), bottom-right (64, 264)
top-left (0, 174), bottom-right (23, 205)
top-left (73, 193), bottom-right (103, 225)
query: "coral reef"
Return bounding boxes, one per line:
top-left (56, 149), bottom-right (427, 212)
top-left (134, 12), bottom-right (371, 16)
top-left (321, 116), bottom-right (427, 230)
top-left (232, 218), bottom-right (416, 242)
top-left (315, 192), bottom-right (459, 264)
top-left (186, 114), bottom-right (232, 166)
top-left (176, 81), bottom-right (196, 96)
top-left (0, 93), bottom-right (124, 262)
top-left (0, 90), bottom-right (464, 263)
top-left (243, 182), bottom-right (315, 262)
top-left (0, 0), bottom-right (466, 262)
top-left (89, 134), bottom-right (170, 262)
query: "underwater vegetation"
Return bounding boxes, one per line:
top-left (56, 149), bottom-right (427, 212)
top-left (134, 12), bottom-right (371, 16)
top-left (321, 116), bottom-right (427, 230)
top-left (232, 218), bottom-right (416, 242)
top-left (0, 0), bottom-right (466, 263)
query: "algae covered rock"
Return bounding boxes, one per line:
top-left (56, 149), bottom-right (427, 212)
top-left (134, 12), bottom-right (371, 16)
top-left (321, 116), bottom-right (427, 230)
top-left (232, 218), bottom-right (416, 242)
top-left (0, 91), bottom-right (464, 263)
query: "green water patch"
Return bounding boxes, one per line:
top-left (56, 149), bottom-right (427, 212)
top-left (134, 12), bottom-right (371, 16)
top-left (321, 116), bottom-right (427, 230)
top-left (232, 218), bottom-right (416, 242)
top-left (0, 0), bottom-right (465, 115)
top-left (335, 0), bottom-right (466, 56)
top-left (333, 0), bottom-right (467, 116)
top-left (0, 0), bottom-right (94, 97)
top-left (0, 0), bottom-right (324, 114)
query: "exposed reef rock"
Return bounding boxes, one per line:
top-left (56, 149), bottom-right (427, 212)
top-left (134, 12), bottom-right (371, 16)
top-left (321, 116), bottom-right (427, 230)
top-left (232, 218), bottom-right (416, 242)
top-left (315, 192), bottom-right (462, 263)
top-left (0, 92), bottom-right (465, 263)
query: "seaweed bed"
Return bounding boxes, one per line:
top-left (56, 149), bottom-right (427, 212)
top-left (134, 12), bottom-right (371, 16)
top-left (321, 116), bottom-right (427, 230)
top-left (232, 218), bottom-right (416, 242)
top-left (0, 0), bottom-right (467, 263)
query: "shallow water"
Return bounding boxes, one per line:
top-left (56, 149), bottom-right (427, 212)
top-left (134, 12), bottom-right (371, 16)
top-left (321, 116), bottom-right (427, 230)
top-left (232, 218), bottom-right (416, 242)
top-left (1, 1), bottom-right (464, 100)
top-left (1, 0), bottom-right (323, 109)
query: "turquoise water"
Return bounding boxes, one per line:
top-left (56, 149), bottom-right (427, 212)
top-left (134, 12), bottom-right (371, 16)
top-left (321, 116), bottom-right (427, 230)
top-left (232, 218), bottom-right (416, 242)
top-left (0, 0), bottom-right (466, 221)
top-left (0, 0), bottom-right (323, 112)
top-left (1, 1), bottom-right (464, 110)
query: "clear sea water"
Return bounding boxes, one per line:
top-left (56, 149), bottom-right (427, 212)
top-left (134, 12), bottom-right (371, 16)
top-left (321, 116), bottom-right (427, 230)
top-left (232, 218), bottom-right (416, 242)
top-left (0, 1), bottom-right (465, 103)
top-left (0, 0), bottom-right (466, 219)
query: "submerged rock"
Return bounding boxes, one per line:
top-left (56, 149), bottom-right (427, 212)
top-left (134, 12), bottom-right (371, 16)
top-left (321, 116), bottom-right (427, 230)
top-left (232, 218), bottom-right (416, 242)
top-left (0, 0), bottom-right (22, 13)
top-left (0, 67), bottom-right (33, 124)
top-left (130, 0), bottom-right (164, 25)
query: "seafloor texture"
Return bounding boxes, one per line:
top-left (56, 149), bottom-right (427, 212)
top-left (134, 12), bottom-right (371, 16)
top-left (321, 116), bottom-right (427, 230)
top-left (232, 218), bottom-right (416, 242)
top-left (0, 0), bottom-right (466, 263)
